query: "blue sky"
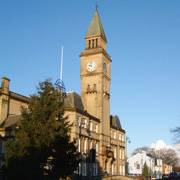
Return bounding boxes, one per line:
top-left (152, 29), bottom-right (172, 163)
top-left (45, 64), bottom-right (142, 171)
top-left (1, 0), bottom-right (180, 156)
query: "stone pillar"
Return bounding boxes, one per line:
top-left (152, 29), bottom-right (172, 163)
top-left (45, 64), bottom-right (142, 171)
top-left (0, 77), bottom-right (10, 125)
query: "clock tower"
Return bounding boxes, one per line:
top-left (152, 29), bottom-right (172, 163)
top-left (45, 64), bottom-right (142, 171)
top-left (80, 10), bottom-right (112, 147)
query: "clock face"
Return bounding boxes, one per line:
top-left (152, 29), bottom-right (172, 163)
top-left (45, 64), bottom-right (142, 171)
top-left (103, 62), bottom-right (107, 73)
top-left (86, 61), bottom-right (97, 72)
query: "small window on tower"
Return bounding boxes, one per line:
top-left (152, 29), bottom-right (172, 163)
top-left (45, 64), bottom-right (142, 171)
top-left (93, 84), bottom-right (96, 92)
top-left (89, 40), bottom-right (91, 49)
top-left (92, 39), bottom-right (94, 48)
top-left (96, 39), bottom-right (98, 47)
top-left (87, 85), bottom-right (90, 93)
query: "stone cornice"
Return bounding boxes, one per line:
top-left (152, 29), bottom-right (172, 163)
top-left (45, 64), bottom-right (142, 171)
top-left (64, 107), bottom-right (100, 123)
top-left (10, 91), bottom-right (29, 104)
top-left (80, 48), bottom-right (112, 63)
top-left (80, 72), bottom-right (111, 81)
top-left (111, 125), bottom-right (126, 133)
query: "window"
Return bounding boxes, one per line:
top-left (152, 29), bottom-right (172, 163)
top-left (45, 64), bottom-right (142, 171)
top-left (114, 131), bottom-right (116, 139)
top-left (78, 139), bottom-right (81, 152)
top-left (89, 40), bottom-right (91, 49)
top-left (119, 134), bottom-right (121, 141)
top-left (122, 165), bottom-right (125, 175)
top-left (82, 162), bottom-right (86, 176)
top-left (90, 141), bottom-right (93, 149)
top-left (96, 143), bottom-right (98, 155)
top-left (95, 124), bottom-right (98, 133)
top-left (77, 163), bottom-right (81, 175)
top-left (122, 134), bottom-right (124, 142)
top-left (84, 139), bottom-right (87, 153)
top-left (90, 122), bottom-right (92, 131)
top-left (122, 149), bottom-right (125, 160)
top-left (114, 164), bottom-right (116, 175)
top-left (92, 39), bottom-right (94, 48)
top-left (114, 147), bottom-right (116, 158)
top-left (87, 85), bottom-right (90, 93)
top-left (96, 39), bottom-right (98, 47)
top-left (134, 162), bottom-right (140, 169)
top-left (2, 142), bottom-right (5, 154)
top-left (119, 165), bottom-right (122, 175)
top-left (112, 164), bottom-right (114, 175)
top-left (84, 119), bottom-right (87, 128)
top-left (93, 163), bottom-right (98, 175)
top-left (93, 84), bottom-right (96, 92)
top-left (119, 149), bottom-right (121, 159)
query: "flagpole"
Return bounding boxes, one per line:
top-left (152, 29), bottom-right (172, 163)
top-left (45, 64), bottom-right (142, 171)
top-left (60, 46), bottom-right (64, 82)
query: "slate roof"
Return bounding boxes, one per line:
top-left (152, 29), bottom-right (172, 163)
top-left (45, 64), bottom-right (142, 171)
top-left (86, 10), bottom-right (107, 42)
top-left (0, 115), bottom-right (21, 128)
top-left (110, 115), bottom-right (124, 131)
top-left (147, 153), bottom-right (156, 159)
top-left (64, 92), bottom-right (84, 111)
top-left (0, 92), bottom-right (84, 128)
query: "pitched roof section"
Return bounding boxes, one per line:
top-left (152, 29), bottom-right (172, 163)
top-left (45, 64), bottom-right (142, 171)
top-left (0, 115), bottom-right (22, 128)
top-left (64, 91), bottom-right (84, 111)
top-left (110, 115), bottom-right (125, 132)
top-left (86, 10), bottom-right (107, 42)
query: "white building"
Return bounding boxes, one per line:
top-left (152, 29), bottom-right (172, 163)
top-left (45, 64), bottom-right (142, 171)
top-left (127, 151), bottom-right (162, 176)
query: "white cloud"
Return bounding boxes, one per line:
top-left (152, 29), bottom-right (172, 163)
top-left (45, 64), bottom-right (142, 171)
top-left (151, 140), bottom-right (173, 150)
top-left (151, 140), bottom-right (180, 158)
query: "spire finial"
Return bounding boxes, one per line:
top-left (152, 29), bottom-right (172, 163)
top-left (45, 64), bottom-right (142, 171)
top-left (95, 0), bottom-right (98, 10)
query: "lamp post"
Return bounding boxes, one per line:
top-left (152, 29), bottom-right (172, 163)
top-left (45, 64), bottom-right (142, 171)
top-left (158, 150), bottom-right (161, 179)
top-left (125, 136), bottom-right (131, 176)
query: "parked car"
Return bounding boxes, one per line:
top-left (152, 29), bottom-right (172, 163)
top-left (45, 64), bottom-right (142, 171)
top-left (162, 174), bottom-right (169, 179)
top-left (168, 172), bottom-right (180, 180)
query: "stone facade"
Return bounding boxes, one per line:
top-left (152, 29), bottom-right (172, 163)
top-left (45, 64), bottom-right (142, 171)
top-left (0, 10), bottom-right (126, 177)
top-left (0, 77), bottom-right (29, 164)
top-left (64, 10), bottom-right (126, 176)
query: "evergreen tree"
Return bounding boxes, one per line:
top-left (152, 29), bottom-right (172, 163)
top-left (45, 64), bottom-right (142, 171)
top-left (2, 79), bottom-right (78, 180)
top-left (142, 162), bottom-right (149, 177)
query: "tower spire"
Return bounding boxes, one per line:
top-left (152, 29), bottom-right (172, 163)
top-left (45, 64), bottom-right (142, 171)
top-left (86, 10), bottom-right (107, 42)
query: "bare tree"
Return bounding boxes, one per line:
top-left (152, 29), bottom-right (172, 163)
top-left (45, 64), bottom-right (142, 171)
top-left (132, 146), bottom-right (151, 155)
top-left (132, 146), bottom-right (179, 168)
top-left (171, 126), bottom-right (180, 144)
top-left (156, 148), bottom-right (179, 168)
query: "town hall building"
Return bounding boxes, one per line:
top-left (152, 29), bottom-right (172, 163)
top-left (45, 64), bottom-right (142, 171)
top-left (0, 10), bottom-right (126, 177)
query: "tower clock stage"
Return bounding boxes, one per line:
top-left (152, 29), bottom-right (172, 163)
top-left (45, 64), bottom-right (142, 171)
top-left (63, 10), bottom-right (126, 176)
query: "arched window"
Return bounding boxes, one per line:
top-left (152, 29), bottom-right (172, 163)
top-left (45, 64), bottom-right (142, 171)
top-left (96, 38), bottom-right (98, 47)
top-left (89, 40), bottom-right (91, 48)
top-left (92, 39), bottom-right (94, 48)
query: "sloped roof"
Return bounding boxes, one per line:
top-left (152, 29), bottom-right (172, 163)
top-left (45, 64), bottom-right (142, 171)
top-left (110, 115), bottom-right (124, 131)
top-left (86, 10), bottom-right (107, 42)
top-left (0, 115), bottom-right (21, 128)
top-left (64, 92), bottom-right (84, 111)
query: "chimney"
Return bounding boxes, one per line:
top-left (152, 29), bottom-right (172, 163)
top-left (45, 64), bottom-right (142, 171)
top-left (0, 77), bottom-right (10, 125)
top-left (1, 77), bottom-right (10, 95)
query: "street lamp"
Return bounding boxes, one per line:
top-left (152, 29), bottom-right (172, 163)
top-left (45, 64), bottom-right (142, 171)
top-left (158, 150), bottom-right (161, 179)
top-left (125, 136), bottom-right (131, 176)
